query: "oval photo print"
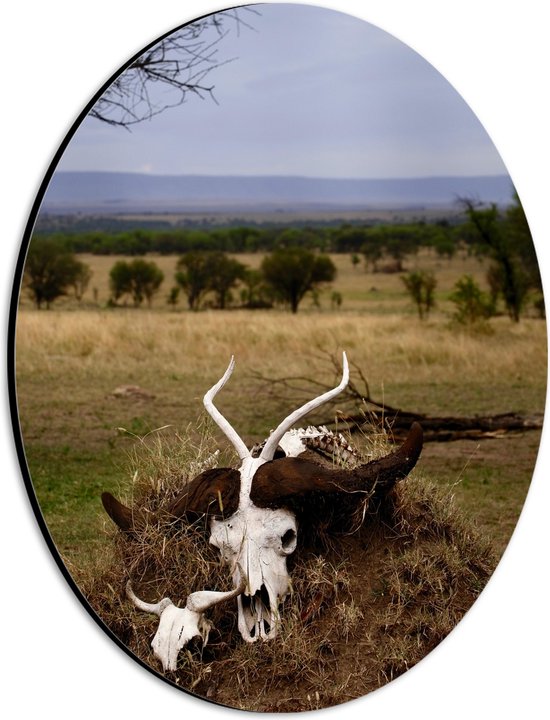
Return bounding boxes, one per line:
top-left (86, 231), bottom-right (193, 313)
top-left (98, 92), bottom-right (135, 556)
top-left (11, 3), bottom-right (546, 712)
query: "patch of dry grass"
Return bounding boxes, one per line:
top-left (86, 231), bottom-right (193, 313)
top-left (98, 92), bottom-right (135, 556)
top-left (16, 309), bottom-right (546, 395)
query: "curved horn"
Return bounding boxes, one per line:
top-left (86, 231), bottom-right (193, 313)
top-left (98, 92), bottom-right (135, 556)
top-left (259, 352), bottom-right (349, 461)
top-left (203, 356), bottom-right (250, 462)
top-left (102, 492), bottom-right (140, 532)
top-left (126, 582), bottom-right (173, 616)
top-left (251, 422), bottom-right (424, 503)
top-left (127, 579), bottom-right (245, 617)
top-left (186, 577), bottom-right (247, 613)
top-left (106, 424), bottom-right (423, 530)
top-left (102, 468), bottom-right (241, 533)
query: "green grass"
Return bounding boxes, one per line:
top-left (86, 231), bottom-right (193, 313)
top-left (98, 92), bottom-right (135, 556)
top-left (418, 431), bottom-right (541, 554)
top-left (24, 444), bottom-right (121, 564)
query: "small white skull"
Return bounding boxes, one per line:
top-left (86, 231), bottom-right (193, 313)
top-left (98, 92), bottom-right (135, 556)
top-left (150, 602), bottom-right (211, 672)
top-left (209, 504), bottom-right (298, 641)
top-left (126, 582), bottom-right (244, 671)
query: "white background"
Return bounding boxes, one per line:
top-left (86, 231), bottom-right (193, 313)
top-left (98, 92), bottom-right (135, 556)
top-left (3, 1), bottom-right (549, 717)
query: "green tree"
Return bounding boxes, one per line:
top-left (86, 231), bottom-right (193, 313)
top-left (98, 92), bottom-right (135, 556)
top-left (331, 290), bottom-right (343, 309)
top-left (109, 259), bottom-right (164, 307)
top-left (23, 239), bottom-right (85, 309)
top-left (240, 268), bottom-right (273, 308)
top-left (261, 247), bottom-right (336, 313)
top-left (167, 286), bottom-right (180, 310)
top-left (72, 261), bottom-right (93, 301)
top-left (460, 197), bottom-right (532, 322)
top-left (130, 259), bottom-right (164, 306)
top-left (432, 233), bottom-right (456, 260)
top-left (109, 260), bottom-right (133, 303)
top-left (175, 252), bottom-right (215, 311)
top-left (401, 270), bottom-right (437, 320)
top-left (358, 225), bottom-right (422, 272)
top-left (506, 191), bottom-right (543, 316)
top-left (275, 227), bottom-right (320, 250)
top-left (360, 235), bottom-right (383, 272)
top-left (382, 227), bottom-right (420, 270)
top-left (332, 226), bottom-right (368, 253)
top-left (207, 252), bottom-right (247, 309)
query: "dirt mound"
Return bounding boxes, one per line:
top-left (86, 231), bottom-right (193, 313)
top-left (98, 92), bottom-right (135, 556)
top-left (81, 432), bottom-right (496, 712)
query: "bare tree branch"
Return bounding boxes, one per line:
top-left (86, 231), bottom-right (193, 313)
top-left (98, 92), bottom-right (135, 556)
top-left (89, 8), bottom-right (259, 128)
top-left (249, 347), bottom-right (543, 442)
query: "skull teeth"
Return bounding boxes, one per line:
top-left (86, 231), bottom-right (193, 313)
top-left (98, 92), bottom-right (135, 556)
top-left (240, 585), bottom-right (277, 640)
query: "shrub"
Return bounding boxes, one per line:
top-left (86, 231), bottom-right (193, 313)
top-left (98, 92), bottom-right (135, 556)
top-left (401, 270), bottom-right (437, 319)
top-left (449, 275), bottom-right (494, 325)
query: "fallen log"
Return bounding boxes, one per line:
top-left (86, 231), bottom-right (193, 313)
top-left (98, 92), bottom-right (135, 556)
top-left (323, 409), bottom-right (544, 442)
top-left (250, 352), bottom-right (544, 443)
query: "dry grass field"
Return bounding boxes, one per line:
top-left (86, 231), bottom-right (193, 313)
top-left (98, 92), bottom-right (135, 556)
top-left (16, 306), bottom-right (546, 552)
top-left (13, 249), bottom-right (547, 710)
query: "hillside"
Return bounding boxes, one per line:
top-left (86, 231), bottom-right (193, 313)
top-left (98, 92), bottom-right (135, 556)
top-left (41, 171), bottom-right (513, 214)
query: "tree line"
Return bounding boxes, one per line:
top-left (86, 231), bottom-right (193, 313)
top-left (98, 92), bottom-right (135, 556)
top-left (23, 194), bottom-right (542, 320)
top-left (31, 216), bottom-right (460, 257)
top-left (23, 245), bottom-right (337, 314)
top-left (31, 198), bottom-right (532, 272)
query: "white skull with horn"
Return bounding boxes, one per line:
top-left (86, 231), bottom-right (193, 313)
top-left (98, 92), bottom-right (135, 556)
top-left (204, 352), bottom-right (349, 642)
top-left (126, 579), bottom-right (245, 671)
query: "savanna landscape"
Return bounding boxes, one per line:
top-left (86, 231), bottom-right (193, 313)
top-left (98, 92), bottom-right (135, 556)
top-left (8, 1), bottom-right (550, 714)
top-left (13, 205), bottom-right (547, 710)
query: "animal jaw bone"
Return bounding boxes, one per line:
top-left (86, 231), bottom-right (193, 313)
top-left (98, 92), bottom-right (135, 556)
top-left (126, 580), bottom-right (245, 671)
top-left (252, 425), bottom-right (363, 467)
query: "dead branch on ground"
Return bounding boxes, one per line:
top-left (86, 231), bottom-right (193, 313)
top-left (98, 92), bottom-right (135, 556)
top-left (249, 349), bottom-right (543, 443)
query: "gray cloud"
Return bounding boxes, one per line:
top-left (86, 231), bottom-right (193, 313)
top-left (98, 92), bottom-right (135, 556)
top-left (58, 3), bottom-right (507, 179)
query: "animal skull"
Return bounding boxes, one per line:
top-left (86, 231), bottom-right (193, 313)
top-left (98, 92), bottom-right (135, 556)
top-left (209, 505), bottom-right (298, 641)
top-left (201, 354), bottom-right (349, 642)
top-left (126, 580), bottom-right (245, 671)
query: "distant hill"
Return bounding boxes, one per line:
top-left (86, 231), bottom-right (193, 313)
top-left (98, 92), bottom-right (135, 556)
top-left (41, 171), bottom-right (513, 214)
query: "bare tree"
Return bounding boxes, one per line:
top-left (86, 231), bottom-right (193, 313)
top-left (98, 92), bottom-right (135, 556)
top-left (90, 8), bottom-right (258, 128)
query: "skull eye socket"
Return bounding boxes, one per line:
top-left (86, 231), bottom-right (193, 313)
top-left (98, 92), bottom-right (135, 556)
top-left (281, 527), bottom-right (297, 553)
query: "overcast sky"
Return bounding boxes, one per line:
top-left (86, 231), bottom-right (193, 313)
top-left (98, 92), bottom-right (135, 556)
top-left (57, 3), bottom-right (508, 179)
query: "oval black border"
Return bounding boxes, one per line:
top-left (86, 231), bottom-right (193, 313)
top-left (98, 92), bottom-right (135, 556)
top-left (8, 3), bottom-right (546, 713)
top-left (6, 4), bottom-right (250, 709)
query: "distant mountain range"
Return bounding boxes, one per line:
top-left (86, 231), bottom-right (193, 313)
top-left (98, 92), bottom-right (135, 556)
top-left (41, 171), bottom-right (513, 214)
